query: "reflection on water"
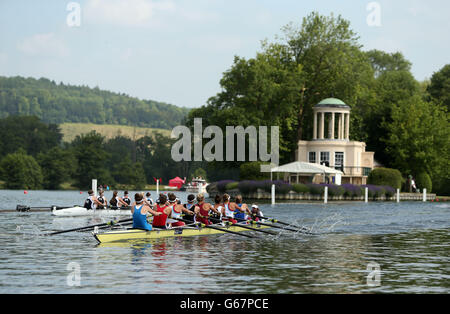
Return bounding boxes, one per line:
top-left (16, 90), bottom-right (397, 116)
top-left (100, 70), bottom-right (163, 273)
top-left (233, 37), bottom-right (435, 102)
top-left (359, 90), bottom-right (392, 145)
top-left (0, 190), bottom-right (449, 294)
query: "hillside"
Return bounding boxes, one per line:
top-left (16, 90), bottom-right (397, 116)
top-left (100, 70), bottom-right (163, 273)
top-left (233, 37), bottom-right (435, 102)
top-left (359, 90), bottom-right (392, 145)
top-left (0, 76), bottom-right (190, 129)
top-left (60, 123), bottom-right (171, 142)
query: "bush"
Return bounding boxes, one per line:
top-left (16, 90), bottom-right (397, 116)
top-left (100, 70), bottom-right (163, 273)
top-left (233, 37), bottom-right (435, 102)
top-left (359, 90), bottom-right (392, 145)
top-left (416, 172), bottom-right (432, 192)
top-left (382, 186), bottom-right (396, 197)
top-left (237, 181), bottom-right (260, 194)
top-left (217, 180), bottom-right (236, 193)
top-left (225, 182), bottom-right (238, 191)
top-left (342, 184), bottom-right (363, 197)
top-left (368, 168), bottom-right (403, 190)
top-left (307, 183), bottom-right (325, 196)
top-left (322, 184), bottom-right (345, 197)
top-left (293, 183), bottom-right (310, 194)
top-left (0, 150), bottom-right (43, 189)
top-left (362, 185), bottom-right (386, 198)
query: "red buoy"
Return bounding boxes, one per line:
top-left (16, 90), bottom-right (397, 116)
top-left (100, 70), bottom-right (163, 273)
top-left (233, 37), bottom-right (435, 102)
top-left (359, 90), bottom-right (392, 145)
top-left (24, 190), bottom-right (28, 195)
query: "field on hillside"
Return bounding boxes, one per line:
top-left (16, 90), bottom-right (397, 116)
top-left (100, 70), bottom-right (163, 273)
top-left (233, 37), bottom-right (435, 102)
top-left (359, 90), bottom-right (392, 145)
top-left (60, 123), bottom-right (172, 142)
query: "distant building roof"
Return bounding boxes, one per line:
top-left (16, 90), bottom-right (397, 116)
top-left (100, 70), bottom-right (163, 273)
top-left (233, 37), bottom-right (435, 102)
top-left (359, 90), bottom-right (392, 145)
top-left (271, 161), bottom-right (343, 175)
top-left (314, 98), bottom-right (350, 109)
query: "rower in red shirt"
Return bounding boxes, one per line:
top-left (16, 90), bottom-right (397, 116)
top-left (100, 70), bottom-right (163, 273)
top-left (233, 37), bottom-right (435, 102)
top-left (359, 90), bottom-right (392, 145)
top-left (152, 194), bottom-right (172, 229)
top-left (195, 193), bottom-right (220, 226)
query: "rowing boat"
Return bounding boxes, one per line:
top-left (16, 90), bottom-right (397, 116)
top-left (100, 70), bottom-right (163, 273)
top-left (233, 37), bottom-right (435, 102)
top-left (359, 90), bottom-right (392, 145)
top-left (93, 223), bottom-right (271, 243)
top-left (52, 206), bottom-right (131, 217)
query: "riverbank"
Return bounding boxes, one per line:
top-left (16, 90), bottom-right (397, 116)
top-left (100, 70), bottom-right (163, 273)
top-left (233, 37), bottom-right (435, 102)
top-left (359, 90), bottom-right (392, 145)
top-left (221, 189), bottom-right (437, 202)
top-left (206, 180), bottom-right (442, 202)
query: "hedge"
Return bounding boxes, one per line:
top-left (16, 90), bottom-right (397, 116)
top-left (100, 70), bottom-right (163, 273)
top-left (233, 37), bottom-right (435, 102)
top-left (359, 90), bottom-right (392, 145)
top-left (368, 168), bottom-right (403, 190)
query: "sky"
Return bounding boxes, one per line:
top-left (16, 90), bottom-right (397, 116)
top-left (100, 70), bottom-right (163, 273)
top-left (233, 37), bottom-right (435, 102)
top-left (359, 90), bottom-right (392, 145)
top-left (0, 0), bottom-right (449, 108)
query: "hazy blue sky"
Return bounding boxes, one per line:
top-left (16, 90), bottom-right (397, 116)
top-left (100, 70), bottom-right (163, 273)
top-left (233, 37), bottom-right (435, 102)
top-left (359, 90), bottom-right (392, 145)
top-left (0, 0), bottom-right (449, 108)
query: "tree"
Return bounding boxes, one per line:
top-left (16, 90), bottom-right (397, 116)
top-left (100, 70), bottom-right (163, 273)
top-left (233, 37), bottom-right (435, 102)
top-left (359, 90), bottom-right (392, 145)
top-left (37, 147), bottom-right (77, 190)
top-left (192, 167), bottom-right (207, 181)
top-left (239, 162), bottom-right (271, 181)
top-left (0, 150), bottom-right (43, 189)
top-left (366, 50), bottom-right (412, 77)
top-left (71, 131), bottom-right (111, 189)
top-left (382, 96), bottom-right (449, 187)
top-left (187, 11), bottom-right (374, 168)
top-left (427, 64), bottom-right (450, 111)
top-left (0, 115), bottom-right (62, 159)
top-left (280, 12), bottom-right (374, 141)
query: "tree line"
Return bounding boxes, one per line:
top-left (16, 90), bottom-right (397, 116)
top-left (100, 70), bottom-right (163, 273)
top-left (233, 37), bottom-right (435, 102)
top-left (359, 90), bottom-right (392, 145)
top-left (0, 76), bottom-right (190, 129)
top-left (185, 12), bottom-right (449, 195)
top-left (0, 116), bottom-right (203, 190)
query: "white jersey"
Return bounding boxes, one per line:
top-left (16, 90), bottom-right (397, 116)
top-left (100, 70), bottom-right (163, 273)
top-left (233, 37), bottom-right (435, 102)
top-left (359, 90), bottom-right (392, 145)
top-left (224, 203), bottom-right (234, 218)
top-left (166, 205), bottom-right (182, 225)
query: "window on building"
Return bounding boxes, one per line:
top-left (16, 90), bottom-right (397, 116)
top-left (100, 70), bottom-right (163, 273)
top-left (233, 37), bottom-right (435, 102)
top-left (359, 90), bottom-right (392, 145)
top-left (335, 152), bottom-right (344, 171)
top-left (320, 152), bottom-right (330, 167)
top-left (309, 152), bottom-right (316, 164)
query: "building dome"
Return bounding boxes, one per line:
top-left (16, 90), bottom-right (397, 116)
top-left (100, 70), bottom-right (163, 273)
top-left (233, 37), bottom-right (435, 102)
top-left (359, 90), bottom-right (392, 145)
top-left (314, 98), bottom-right (350, 109)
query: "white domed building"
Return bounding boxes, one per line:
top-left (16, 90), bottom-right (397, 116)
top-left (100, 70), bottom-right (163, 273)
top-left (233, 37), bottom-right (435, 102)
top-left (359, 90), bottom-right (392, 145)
top-left (295, 98), bottom-right (374, 185)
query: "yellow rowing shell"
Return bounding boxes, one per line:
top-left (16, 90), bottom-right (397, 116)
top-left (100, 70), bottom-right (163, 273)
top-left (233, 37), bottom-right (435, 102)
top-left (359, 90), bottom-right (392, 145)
top-left (93, 224), bottom-right (271, 243)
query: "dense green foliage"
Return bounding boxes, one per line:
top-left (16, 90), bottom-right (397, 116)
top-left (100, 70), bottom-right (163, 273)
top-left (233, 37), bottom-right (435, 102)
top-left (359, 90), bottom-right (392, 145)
top-left (0, 116), bottom-right (62, 159)
top-left (427, 64), bottom-right (450, 111)
top-left (416, 172), bottom-right (432, 193)
top-left (367, 168), bottom-right (403, 190)
top-left (0, 150), bottom-right (43, 189)
top-left (37, 147), bottom-right (76, 190)
top-left (0, 76), bottom-right (190, 129)
top-left (239, 162), bottom-right (271, 181)
top-left (186, 12), bottom-right (450, 195)
top-left (0, 116), bottom-right (194, 190)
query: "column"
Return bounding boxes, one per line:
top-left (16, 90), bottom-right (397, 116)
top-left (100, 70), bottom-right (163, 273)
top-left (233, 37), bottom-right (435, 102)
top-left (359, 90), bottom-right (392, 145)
top-left (320, 112), bottom-right (325, 139)
top-left (341, 113), bottom-right (345, 139)
top-left (328, 113), bottom-right (333, 139)
top-left (331, 113), bottom-right (335, 140)
top-left (337, 114), bottom-right (342, 140)
top-left (313, 112), bottom-right (317, 140)
top-left (345, 113), bottom-right (350, 140)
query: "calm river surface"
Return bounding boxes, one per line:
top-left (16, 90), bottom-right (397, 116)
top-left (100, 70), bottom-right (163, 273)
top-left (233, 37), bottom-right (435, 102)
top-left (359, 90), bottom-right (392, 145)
top-left (0, 190), bottom-right (448, 294)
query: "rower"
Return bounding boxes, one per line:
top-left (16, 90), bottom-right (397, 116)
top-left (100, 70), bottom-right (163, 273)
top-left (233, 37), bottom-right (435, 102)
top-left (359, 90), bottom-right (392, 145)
top-left (152, 194), bottom-right (172, 229)
top-left (234, 195), bottom-right (251, 222)
top-left (123, 191), bottom-right (131, 206)
top-left (167, 193), bottom-right (195, 227)
top-left (182, 194), bottom-right (197, 224)
top-left (221, 193), bottom-right (240, 224)
top-left (131, 193), bottom-right (162, 231)
top-left (84, 190), bottom-right (103, 210)
top-left (251, 204), bottom-right (265, 222)
top-left (194, 193), bottom-right (220, 226)
top-left (145, 192), bottom-right (154, 208)
top-left (110, 191), bottom-right (129, 208)
top-left (97, 190), bottom-right (107, 209)
top-left (211, 194), bottom-right (223, 221)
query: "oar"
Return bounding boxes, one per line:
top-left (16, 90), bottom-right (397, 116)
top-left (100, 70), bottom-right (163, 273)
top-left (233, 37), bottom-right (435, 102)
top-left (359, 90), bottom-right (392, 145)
top-left (252, 214), bottom-right (313, 234)
top-left (16, 205), bottom-right (73, 212)
top-left (209, 216), bottom-right (278, 236)
top-left (234, 217), bottom-right (313, 235)
top-left (172, 217), bottom-right (255, 238)
top-left (46, 218), bottom-right (133, 236)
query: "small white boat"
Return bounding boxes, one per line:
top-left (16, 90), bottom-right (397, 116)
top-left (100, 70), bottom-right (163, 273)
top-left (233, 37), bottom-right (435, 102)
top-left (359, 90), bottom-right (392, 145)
top-left (184, 178), bottom-right (209, 194)
top-left (51, 206), bottom-right (131, 217)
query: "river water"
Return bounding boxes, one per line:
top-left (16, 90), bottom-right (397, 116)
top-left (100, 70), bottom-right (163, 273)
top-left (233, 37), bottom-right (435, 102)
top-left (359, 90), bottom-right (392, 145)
top-left (0, 190), bottom-right (448, 294)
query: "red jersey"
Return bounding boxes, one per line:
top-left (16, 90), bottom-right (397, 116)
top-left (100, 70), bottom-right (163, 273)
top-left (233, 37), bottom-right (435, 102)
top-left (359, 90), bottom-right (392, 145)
top-left (152, 204), bottom-right (168, 227)
top-left (196, 203), bottom-right (212, 226)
